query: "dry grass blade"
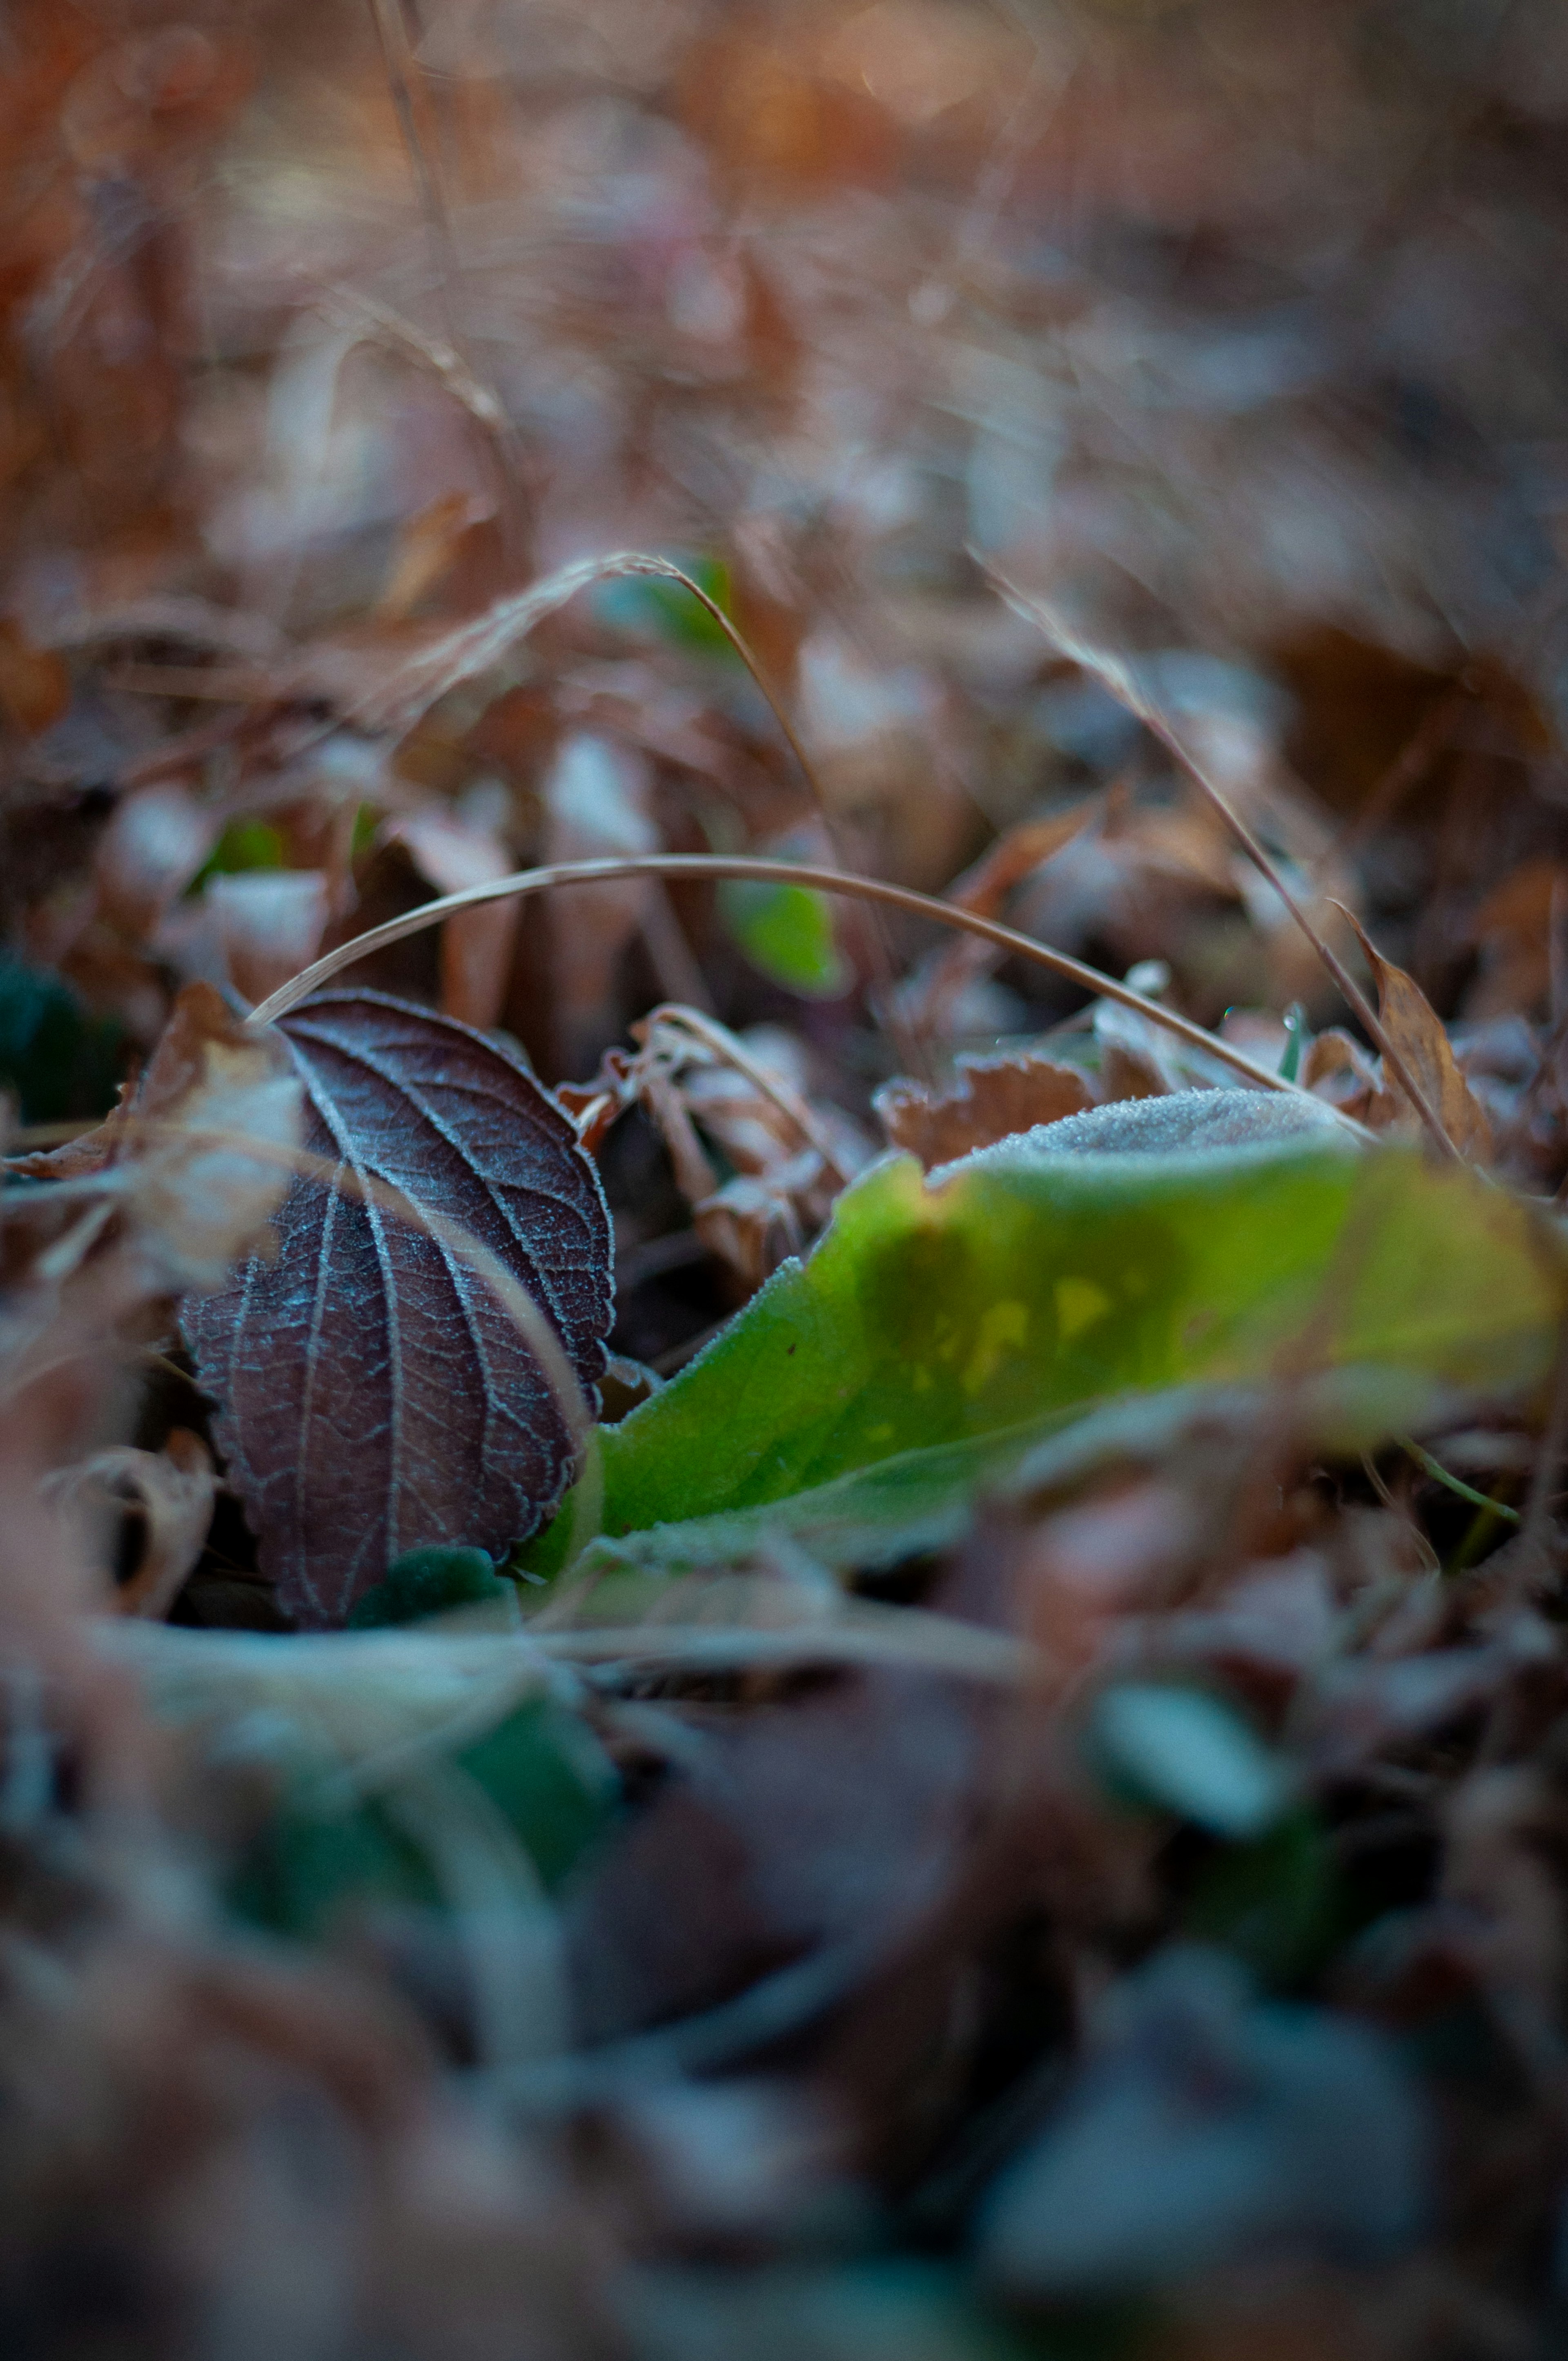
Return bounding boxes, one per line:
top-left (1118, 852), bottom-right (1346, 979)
top-left (329, 546), bottom-right (922, 1061)
top-left (343, 552), bottom-right (822, 794)
top-left (245, 852), bottom-right (1317, 1103)
top-left (982, 562), bottom-right (1461, 1162)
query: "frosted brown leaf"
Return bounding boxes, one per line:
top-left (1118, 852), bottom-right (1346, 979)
top-left (181, 991), bottom-right (613, 1629)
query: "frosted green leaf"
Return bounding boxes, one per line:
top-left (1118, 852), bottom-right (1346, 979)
top-left (530, 1102), bottom-right (1563, 1579)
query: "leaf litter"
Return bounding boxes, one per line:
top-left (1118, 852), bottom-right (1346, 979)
top-left (9, 4), bottom-right (1568, 2358)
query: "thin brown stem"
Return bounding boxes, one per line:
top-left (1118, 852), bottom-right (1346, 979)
top-left (365, 0), bottom-right (529, 559)
top-left (647, 1003), bottom-right (851, 1184)
top-left (981, 561), bottom-right (1461, 1162)
top-left (243, 850), bottom-right (1332, 1107)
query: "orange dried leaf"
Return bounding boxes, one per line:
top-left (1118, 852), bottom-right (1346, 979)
top-left (0, 619), bottom-right (69, 735)
top-left (56, 1428), bottom-right (216, 1618)
top-left (875, 1052), bottom-right (1095, 1169)
top-left (1343, 913), bottom-right (1493, 1162)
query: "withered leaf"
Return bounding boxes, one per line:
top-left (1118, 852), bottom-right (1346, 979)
top-left (53, 1428), bottom-right (216, 1619)
top-left (1341, 911), bottom-right (1494, 1161)
top-left (875, 1052), bottom-right (1094, 1169)
top-left (181, 990), bottom-right (612, 1630)
top-left (12, 980), bottom-right (304, 1294)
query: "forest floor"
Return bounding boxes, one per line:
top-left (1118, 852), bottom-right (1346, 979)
top-left (6, 4), bottom-right (1568, 2357)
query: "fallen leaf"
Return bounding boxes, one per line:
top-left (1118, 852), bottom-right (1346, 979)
top-left (52, 1427), bottom-right (216, 1617)
top-left (564, 1657), bottom-right (998, 2045)
top-left (541, 732), bottom-right (658, 1072)
top-left (387, 812), bottom-right (519, 1031)
top-left (181, 990), bottom-right (613, 1628)
top-left (376, 492), bottom-right (493, 622)
top-left (1303, 1027), bottom-right (1395, 1127)
top-left (1463, 860), bottom-right (1568, 1021)
top-left (94, 784), bottom-right (220, 940)
top-left (894, 796), bottom-right (1100, 1037)
top-left (533, 1091), bottom-right (1563, 1576)
top-left (0, 618), bottom-right (69, 735)
top-left (978, 1948), bottom-right (1426, 2298)
top-left (875, 1052), bottom-right (1095, 1169)
top-left (16, 979), bottom-right (305, 1294)
top-left (205, 869), bottom-right (330, 1008)
top-left (1340, 911), bottom-right (1494, 1161)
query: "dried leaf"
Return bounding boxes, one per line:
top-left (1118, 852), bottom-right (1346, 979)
top-left (15, 980), bottom-right (305, 1294)
top-left (94, 785), bottom-right (220, 940)
top-left (1303, 1027), bottom-right (1394, 1127)
top-left (1341, 911), bottom-right (1494, 1160)
top-left (181, 990), bottom-right (613, 1628)
top-left (875, 1052), bottom-right (1094, 1169)
top-left (95, 793), bottom-right (222, 940)
top-left (376, 492), bottom-right (492, 622)
top-left (0, 619), bottom-right (69, 735)
top-left (206, 870), bottom-right (330, 1008)
top-left (978, 1948), bottom-right (1426, 2299)
top-left (542, 733), bottom-right (659, 1070)
top-left (53, 1428), bottom-right (216, 1617)
top-left (388, 812), bottom-right (519, 1031)
top-left (1465, 859), bottom-right (1568, 1021)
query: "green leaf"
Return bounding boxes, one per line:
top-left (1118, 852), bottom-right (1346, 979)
top-left (554, 1372), bottom-right (1447, 1585)
top-left (227, 1693), bottom-right (615, 1937)
top-left (192, 817), bottom-right (286, 885)
top-left (1089, 1682), bottom-right (1291, 1838)
top-left (102, 1624), bottom-right (619, 1939)
top-left (719, 879), bottom-right (851, 998)
top-left (347, 1544), bottom-right (517, 1628)
top-left (1184, 1811), bottom-right (1342, 1989)
top-left (530, 1117), bottom-right (1562, 1576)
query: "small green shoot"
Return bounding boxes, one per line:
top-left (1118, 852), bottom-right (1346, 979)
top-left (1396, 1435), bottom-right (1521, 1525)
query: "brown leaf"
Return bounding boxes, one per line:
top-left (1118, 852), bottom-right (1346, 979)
top-left (1303, 1028), bottom-right (1397, 1127)
top-left (0, 618), bottom-right (69, 735)
top-left (94, 784), bottom-right (219, 940)
top-left (1341, 911), bottom-right (1494, 1160)
top-left (13, 980), bottom-right (304, 1294)
top-left (1464, 859), bottom-right (1568, 1021)
top-left (181, 991), bottom-right (613, 1628)
top-left (375, 492), bottom-right (493, 622)
top-left (53, 1428), bottom-right (216, 1618)
top-left (541, 733), bottom-right (658, 1072)
top-left (206, 870), bottom-right (330, 1008)
top-left (875, 1052), bottom-right (1095, 1169)
top-left (387, 812), bottom-right (520, 1031)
